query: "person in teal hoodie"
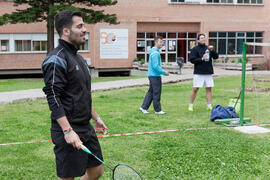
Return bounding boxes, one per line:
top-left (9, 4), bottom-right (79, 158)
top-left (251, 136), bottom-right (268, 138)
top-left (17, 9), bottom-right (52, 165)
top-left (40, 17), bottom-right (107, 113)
top-left (139, 36), bottom-right (169, 115)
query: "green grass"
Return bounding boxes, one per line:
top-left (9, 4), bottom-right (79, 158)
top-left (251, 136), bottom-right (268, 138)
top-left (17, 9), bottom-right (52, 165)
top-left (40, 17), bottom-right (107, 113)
top-left (1, 75), bottom-right (270, 179)
top-left (0, 76), bottom-right (144, 92)
top-left (0, 78), bottom-right (45, 92)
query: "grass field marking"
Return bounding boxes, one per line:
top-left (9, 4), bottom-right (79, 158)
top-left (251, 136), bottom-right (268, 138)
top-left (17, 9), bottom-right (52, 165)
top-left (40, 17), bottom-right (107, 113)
top-left (3, 124), bottom-right (270, 147)
top-left (0, 139), bottom-right (52, 146)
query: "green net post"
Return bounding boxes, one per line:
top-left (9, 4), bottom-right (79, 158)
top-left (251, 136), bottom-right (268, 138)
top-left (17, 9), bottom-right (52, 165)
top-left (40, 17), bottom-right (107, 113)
top-left (240, 42), bottom-right (247, 126)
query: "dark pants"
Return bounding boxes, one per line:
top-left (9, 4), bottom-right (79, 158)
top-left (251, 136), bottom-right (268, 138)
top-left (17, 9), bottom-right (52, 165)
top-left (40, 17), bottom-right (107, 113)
top-left (141, 76), bottom-right (162, 112)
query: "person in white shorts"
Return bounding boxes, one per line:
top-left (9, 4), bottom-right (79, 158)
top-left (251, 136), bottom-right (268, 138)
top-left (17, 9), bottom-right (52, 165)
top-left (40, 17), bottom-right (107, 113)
top-left (188, 34), bottom-right (219, 111)
top-left (193, 74), bottom-right (214, 88)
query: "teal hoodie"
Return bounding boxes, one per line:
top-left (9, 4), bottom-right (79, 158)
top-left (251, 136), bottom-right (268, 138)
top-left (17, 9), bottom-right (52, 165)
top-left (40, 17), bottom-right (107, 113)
top-left (147, 47), bottom-right (167, 77)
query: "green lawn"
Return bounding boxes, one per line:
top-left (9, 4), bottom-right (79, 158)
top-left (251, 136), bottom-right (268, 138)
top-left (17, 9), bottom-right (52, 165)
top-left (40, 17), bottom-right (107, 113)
top-left (1, 75), bottom-right (270, 179)
top-left (0, 76), bottom-right (145, 92)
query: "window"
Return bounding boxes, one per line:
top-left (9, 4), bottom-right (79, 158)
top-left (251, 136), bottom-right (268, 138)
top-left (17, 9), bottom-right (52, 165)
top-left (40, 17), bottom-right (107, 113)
top-left (79, 39), bottom-right (89, 51)
top-left (170, 0), bottom-right (200, 3)
top-left (237, 0), bottom-right (263, 4)
top-left (137, 40), bottom-right (145, 52)
top-left (15, 40), bottom-right (31, 51)
top-left (15, 39), bottom-right (88, 52)
top-left (32, 40), bottom-right (47, 51)
top-left (15, 40), bottom-right (47, 52)
top-left (209, 32), bottom-right (263, 55)
top-left (0, 40), bottom-right (9, 52)
top-left (170, 0), bottom-right (185, 2)
top-left (0, 33), bottom-right (90, 53)
top-left (207, 0), bottom-right (233, 3)
top-left (136, 32), bottom-right (197, 63)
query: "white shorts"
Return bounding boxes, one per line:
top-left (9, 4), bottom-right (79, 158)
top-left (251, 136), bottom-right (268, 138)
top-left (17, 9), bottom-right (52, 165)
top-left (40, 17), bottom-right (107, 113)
top-left (193, 74), bottom-right (214, 88)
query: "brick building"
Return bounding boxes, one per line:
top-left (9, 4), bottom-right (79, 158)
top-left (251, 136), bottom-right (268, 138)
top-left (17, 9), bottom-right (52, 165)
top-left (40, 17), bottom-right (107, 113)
top-left (0, 0), bottom-right (268, 75)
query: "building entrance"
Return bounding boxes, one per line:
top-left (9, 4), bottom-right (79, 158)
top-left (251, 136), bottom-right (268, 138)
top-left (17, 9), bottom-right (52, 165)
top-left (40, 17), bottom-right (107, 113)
top-left (137, 32), bottom-right (197, 64)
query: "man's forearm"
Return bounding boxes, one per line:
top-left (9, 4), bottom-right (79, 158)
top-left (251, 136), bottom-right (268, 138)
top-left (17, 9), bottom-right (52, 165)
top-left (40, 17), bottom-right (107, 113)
top-left (56, 116), bottom-right (72, 132)
top-left (91, 106), bottom-right (100, 121)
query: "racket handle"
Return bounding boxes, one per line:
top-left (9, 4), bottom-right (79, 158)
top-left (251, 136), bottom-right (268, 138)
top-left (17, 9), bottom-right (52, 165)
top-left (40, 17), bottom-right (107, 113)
top-left (81, 144), bottom-right (114, 171)
top-left (81, 144), bottom-right (92, 154)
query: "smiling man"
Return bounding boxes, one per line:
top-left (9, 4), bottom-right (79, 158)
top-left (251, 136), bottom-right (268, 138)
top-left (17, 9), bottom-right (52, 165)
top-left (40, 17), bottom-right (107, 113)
top-left (42, 10), bottom-right (107, 180)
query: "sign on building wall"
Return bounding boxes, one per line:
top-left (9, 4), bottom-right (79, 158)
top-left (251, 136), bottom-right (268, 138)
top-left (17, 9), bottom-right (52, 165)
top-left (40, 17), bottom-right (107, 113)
top-left (100, 29), bottom-right (128, 59)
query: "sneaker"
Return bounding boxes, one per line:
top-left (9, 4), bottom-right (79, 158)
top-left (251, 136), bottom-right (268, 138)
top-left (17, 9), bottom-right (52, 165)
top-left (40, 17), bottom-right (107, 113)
top-left (155, 111), bottom-right (166, 115)
top-left (188, 106), bottom-right (193, 111)
top-left (207, 106), bottom-right (212, 111)
top-left (139, 107), bottom-right (149, 114)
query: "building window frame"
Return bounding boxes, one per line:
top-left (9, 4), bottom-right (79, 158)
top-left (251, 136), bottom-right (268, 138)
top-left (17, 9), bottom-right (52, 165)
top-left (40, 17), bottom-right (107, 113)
top-left (168, 0), bottom-right (264, 5)
top-left (206, 0), bottom-right (234, 3)
top-left (0, 33), bottom-right (90, 53)
top-left (209, 31), bottom-right (263, 56)
top-left (78, 39), bottom-right (89, 52)
top-left (136, 32), bottom-right (197, 64)
top-left (0, 39), bottom-right (9, 52)
top-left (32, 40), bottom-right (47, 51)
top-left (15, 40), bottom-right (32, 52)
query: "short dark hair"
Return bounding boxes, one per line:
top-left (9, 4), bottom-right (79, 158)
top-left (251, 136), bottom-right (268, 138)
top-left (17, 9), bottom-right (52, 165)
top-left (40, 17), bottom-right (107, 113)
top-left (197, 33), bottom-right (205, 40)
top-left (154, 36), bottom-right (163, 43)
top-left (55, 10), bottom-right (82, 37)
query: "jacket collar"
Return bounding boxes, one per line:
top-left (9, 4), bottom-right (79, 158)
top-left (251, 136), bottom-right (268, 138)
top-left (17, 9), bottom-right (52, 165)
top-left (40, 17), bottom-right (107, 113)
top-left (198, 42), bottom-right (206, 47)
top-left (59, 39), bottom-right (79, 55)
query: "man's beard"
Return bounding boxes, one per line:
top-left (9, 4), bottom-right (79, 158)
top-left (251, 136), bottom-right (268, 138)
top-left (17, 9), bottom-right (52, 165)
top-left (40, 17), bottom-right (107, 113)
top-left (69, 30), bottom-right (85, 48)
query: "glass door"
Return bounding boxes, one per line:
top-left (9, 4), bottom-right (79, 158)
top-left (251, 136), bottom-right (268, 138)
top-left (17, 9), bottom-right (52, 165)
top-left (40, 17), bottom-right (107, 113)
top-left (167, 39), bottom-right (177, 63)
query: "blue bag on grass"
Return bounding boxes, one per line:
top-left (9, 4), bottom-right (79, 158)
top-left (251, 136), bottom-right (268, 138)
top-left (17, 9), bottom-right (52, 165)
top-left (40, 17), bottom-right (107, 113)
top-left (210, 105), bottom-right (238, 121)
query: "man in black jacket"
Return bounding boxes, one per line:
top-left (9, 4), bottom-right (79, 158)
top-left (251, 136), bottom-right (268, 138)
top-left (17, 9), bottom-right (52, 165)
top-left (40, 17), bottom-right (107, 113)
top-left (42, 10), bottom-right (107, 180)
top-left (188, 34), bottom-right (219, 112)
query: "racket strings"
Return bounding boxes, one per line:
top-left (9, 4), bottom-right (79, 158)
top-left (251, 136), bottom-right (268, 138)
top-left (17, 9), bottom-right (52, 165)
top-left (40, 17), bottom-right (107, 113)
top-left (113, 165), bottom-right (142, 180)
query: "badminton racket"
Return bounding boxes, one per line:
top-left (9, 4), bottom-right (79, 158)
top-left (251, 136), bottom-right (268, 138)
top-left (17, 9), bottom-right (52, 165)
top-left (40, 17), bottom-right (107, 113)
top-left (81, 144), bottom-right (143, 180)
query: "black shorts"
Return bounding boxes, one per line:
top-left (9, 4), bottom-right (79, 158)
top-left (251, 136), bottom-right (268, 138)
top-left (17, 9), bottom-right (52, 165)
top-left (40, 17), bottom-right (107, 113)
top-left (51, 129), bottom-right (103, 178)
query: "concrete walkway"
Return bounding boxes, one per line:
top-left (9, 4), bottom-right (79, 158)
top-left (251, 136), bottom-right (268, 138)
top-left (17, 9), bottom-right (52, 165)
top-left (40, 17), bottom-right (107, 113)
top-left (1, 68), bottom-right (270, 105)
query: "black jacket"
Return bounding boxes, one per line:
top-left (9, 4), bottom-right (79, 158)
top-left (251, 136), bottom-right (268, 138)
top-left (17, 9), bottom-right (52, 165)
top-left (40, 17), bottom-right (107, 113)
top-left (189, 43), bottom-right (219, 74)
top-left (42, 39), bottom-right (92, 132)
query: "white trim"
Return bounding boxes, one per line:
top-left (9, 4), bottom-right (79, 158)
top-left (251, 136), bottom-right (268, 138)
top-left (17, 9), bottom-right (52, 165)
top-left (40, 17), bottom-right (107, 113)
top-left (0, 51), bottom-right (47, 54)
top-left (51, 48), bottom-right (64, 108)
top-left (246, 42), bottom-right (270, 47)
top-left (168, 0), bottom-right (264, 5)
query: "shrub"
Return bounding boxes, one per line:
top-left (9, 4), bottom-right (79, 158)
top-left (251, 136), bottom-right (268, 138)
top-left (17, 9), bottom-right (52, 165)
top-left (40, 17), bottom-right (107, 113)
top-left (213, 59), bottom-right (220, 63)
top-left (238, 58), bottom-right (242, 63)
top-left (133, 57), bottom-right (145, 65)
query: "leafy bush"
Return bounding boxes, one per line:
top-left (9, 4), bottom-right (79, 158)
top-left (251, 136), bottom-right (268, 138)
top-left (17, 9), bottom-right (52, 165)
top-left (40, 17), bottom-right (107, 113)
top-left (213, 59), bottom-right (220, 63)
top-left (238, 57), bottom-right (249, 63)
top-left (224, 57), bottom-right (229, 63)
top-left (133, 57), bottom-right (145, 65)
top-left (238, 58), bottom-right (242, 63)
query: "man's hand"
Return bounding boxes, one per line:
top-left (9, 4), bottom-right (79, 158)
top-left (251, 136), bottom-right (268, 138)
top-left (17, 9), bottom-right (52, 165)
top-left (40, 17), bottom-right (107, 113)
top-left (202, 53), bottom-right (208, 61)
top-left (64, 130), bottom-right (82, 150)
top-left (94, 118), bottom-right (108, 135)
top-left (209, 45), bottom-right (214, 51)
top-left (166, 71), bottom-right (170, 76)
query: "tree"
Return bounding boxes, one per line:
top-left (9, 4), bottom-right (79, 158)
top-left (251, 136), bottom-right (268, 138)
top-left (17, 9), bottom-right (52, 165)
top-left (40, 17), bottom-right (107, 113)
top-left (0, 0), bottom-right (118, 53)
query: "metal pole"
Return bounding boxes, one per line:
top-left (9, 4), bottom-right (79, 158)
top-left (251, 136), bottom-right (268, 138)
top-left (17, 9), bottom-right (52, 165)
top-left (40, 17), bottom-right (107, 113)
top-left (240, 42), bottom-right (247, 126)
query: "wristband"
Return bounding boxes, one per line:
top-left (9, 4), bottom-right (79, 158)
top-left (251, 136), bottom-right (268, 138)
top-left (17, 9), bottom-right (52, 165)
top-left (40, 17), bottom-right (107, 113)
top-left (94, 117), bottom-right (102, 123)
top-left (63, 128), bottom-right (73, 135)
